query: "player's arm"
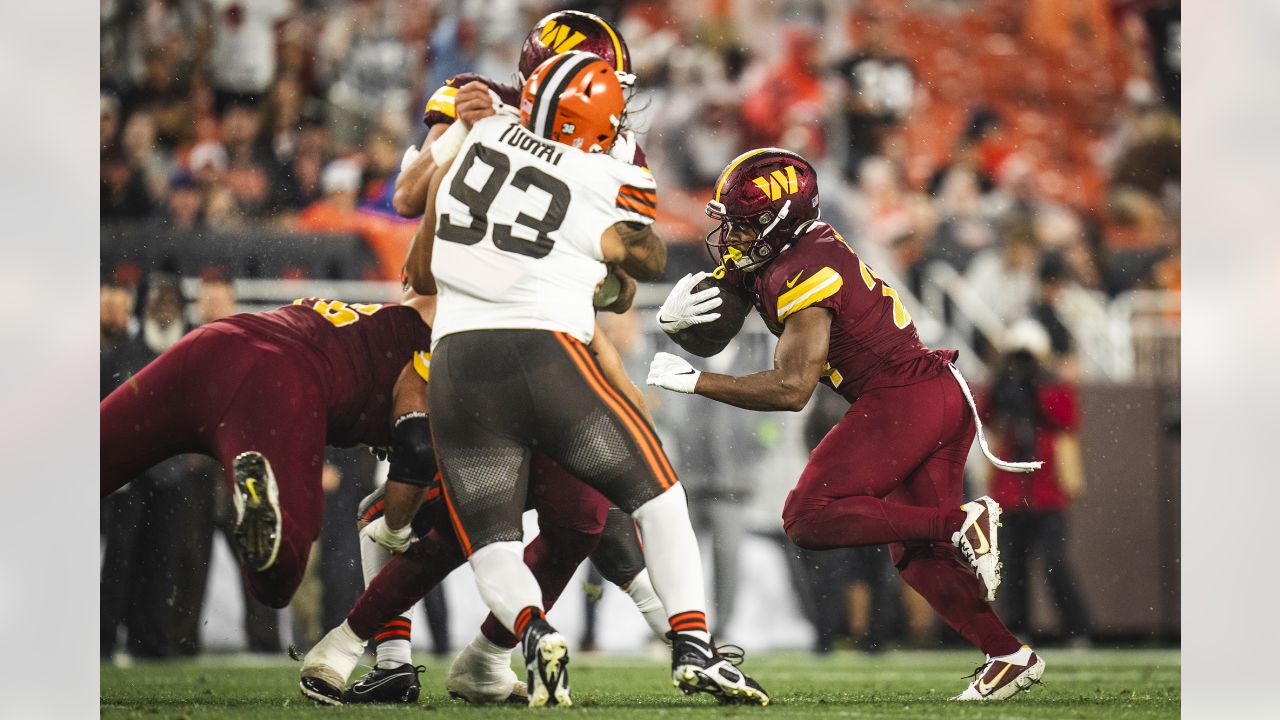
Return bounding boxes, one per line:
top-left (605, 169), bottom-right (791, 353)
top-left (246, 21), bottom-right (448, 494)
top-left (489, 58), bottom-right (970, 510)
top-left (393, 81), bottom-right (498, 217)
top-left (601, 222), bottom-right (667, 281)
top-left (589, 324), bottom-right (655, 427)
top-left (361, 362), bottom-right (435, 552)
top-left (392, 122), bottom-right (449, 218)
top-left (649, 307), bottom-right (831, 412)
top-left (402, 155), bottom-right (455, 297)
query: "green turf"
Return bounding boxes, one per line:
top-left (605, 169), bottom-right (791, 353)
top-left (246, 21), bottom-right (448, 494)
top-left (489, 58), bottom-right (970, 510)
top-left (100, 648), bottom-right (1179, 718)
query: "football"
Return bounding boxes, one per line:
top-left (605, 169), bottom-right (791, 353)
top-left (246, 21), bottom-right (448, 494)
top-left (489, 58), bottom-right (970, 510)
top-left (667, 274), bottom-right (753, 357)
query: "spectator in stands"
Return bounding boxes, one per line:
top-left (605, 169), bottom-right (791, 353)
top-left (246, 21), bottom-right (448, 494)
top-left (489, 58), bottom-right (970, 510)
top-left (739, 25), bottom-right (827, 154)
top-left (102, 146), bottom-right (155, 220)
top-left (219, 102), bottom-right (278, 215)
top-left (929, 163), bottom-right (999, 271)
top-left (980, 320), bottom-right (1092, 645)
top-left (200, 0), bottom-right (295, 113)
top-left (118, 45), bottom-right (194, 150)
top-left (966, 222), bottom-right (1042, 333)
top-left (846, 156), bottom-right (911, 271)
top-left (164, 170), bottom-right (204, 230)
top-left (101, 93), bottom-right (122, 151)
top-left (834, 16), bottom-right (916, 182)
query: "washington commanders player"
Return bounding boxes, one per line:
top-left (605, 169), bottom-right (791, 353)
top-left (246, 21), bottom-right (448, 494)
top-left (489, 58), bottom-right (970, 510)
top-left (100, 290), bottom-right (435, 609)
top-left (647, 148), bottom-right (1047, 701)
top-left (410, 52), bottom-right (764, 707)
top-left (337, 10), bottom-right (671, 706)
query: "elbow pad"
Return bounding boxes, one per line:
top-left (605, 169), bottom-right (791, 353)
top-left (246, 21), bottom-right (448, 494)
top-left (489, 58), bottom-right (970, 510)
top-left (386, 413), bottom-right (438, 488)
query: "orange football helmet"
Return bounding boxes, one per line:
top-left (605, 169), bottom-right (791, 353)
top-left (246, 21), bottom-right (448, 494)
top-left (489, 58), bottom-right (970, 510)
top-left (520, 52), bottom-right (624, 154)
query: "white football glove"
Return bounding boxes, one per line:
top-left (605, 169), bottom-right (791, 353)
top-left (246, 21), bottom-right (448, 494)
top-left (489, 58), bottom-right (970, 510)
top-left (657, 271), bottom-right (723, 334)
top-left (647, 352), bottom-right (701, 394)
top-left (360, 516), bottom-right (413, 553)
top-left (609, 130), bottom-right (638, 163)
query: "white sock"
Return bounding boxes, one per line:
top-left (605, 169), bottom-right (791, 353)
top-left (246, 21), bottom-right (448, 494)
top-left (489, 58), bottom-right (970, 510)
top-left (630, 485), bottom-right (708, 632)
top-left (621, 569), bottom-right (670, 641)
top-left (360, 528), bottom-right (414, 669)
top-left (468, 633), bottom-right (514, 669)
top-left (468, 541), bottom-right (544, 634)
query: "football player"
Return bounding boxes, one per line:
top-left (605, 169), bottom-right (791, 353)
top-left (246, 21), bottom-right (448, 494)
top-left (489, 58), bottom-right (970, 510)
top-left (647, 148), bottom-right (1046, 701)
top-left (425, 52), bottom-right (766, 707)
top-left (336, 10), bottom-right (671, 705)
top-left (100, 289), bottom-right (436, 610)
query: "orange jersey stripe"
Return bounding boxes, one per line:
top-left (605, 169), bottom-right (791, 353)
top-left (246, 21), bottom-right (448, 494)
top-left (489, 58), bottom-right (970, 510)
top-left (618, 187), bottom-right (657, 206)
top-left (555, 333), bottom-right (676, 489)
top-left (615, 196), bottom-right (657, 218)
top-left (438, 475), bottom-right (473, 556)
top-left (557, 333), bottom-right (674, 488)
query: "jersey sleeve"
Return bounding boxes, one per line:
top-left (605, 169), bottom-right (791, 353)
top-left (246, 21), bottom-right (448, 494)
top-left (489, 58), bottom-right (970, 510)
top-left (609, 164), bottom-right (658, 225)
top-left (771, 262), bottom-right (846, 324)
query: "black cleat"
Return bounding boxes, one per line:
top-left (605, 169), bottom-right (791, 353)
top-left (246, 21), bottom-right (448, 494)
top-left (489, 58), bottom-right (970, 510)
top-left (343, 663), bottom-right (424, 704)
top-left (669, 631), bottom-right (770, 706)
top-left (231, 451), bottom-right (281, 572)
top-left (521, 617), bottom-right (571, 707)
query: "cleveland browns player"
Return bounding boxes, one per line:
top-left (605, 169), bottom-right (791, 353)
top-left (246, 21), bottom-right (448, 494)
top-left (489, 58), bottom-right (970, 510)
top-left (647, 148), bottom-right (1047, 701)
top-left (334, 10), bottom-right (672, 707)
top-left (309, 51), bottom-right (769, 709)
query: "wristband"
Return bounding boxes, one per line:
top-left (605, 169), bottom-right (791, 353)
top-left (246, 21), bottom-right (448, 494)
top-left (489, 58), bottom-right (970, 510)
top-left (429, 120), bottom-right (469, 166)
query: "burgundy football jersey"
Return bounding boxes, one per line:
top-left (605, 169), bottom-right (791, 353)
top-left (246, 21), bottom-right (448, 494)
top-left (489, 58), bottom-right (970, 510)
top-left (214, 300), bottom-right (432, 448)
top-left (421, 73), bottom-right (648, 168)
top-left (743, 222), bottom-right (956, 402)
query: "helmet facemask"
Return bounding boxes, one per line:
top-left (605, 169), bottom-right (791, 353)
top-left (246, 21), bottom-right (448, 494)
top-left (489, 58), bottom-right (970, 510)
top-left (705, 199), bottom-right (791, 273)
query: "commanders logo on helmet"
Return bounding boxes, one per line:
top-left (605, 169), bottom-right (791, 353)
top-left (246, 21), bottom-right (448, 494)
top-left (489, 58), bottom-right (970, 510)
top-left (521, 52), bottom-right (625, 154)
top-left (706, 148), bottom-right (821, 273)
top-left (519, 10), bottom-right (634, 88)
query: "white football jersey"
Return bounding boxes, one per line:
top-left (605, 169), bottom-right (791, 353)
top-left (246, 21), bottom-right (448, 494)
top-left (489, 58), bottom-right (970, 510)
top-left (430, 115), bottom-right (657, 346)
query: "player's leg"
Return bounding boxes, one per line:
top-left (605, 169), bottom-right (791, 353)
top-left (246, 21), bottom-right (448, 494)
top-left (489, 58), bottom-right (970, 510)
top-left (881, 376), bottom-right (1043, 700)
top-left (536, 332), bottom-right (767, 705)
top-left (430, 331), bottom-right (568, 707)
top-left (451, 455), bottom-right (606, 704)
top-left (780, 381), bottom-right (971, 551)
top-left (590, 506), bottom-right (669, 640)
top-left (100, 329), bottom-right (215, 495)
top-left (209, 357), bottom-right (328, 609)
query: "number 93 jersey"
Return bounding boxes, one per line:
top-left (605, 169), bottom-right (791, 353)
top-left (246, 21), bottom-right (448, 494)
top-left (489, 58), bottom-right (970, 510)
top-left (430, 115), bottom-right (657, 347)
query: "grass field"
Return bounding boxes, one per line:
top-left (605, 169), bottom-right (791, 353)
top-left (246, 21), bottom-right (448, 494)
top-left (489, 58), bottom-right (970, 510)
top-left (100, 648), bottom-right (1178, 718)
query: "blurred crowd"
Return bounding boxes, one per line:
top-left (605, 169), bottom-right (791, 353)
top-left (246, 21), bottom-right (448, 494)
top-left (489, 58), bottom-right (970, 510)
top-left (101, 1), bottom-right (1180, 366)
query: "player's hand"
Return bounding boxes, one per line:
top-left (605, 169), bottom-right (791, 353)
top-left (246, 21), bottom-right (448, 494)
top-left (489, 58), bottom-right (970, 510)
top-left (455, 81), bottom-right (501, 127)
top-left (657, 271), bottom-right (722, 333)
top-left (360, 516), bottom-right (413, 553)
top-left (595, 265), bottom-right (637, 314)
top-left (647, 352), bottom-right (701, 394)
top-left (609, 130), bottom-right (637, 163)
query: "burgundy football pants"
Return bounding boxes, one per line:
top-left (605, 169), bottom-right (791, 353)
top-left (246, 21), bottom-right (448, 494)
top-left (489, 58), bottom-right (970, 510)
top-left (348, 457), bottom-right (609, 646)
top-left (101, 327), bottom-right (326, 608)
top-left (781, 371), bottom-right (1021, 656)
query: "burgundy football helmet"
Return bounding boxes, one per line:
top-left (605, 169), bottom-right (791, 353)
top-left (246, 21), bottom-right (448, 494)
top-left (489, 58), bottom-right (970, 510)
top-left (706, 148), bottom-right (821, 272)
top-left (518, 10), bottom-right (634, 90)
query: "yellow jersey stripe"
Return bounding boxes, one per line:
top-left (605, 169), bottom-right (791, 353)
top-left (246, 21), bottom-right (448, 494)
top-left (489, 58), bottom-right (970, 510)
top-left (425, 86), bottom-right (459, 118)
top-left (777, 268), bottom-right (843, 321)
top-left (413, 351), bottom-right (431, 383)
top-left (595, 18), bottom-right (626, 73)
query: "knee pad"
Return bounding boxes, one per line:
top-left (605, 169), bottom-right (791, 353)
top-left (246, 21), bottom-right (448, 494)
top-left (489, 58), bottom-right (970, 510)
top-left (387, 413), bottom-right (438, 487)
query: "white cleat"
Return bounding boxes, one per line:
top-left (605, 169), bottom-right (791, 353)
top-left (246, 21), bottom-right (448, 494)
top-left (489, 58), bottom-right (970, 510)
top-left (446, 635), bottom-right (528, 704)
top-left (299, 622), bottom-right (366, 706)
top-left (953, 495), bottom-right (1003, 601)
top-left (232, 451), bottom-right (282, 572)
top-left (952, 646), bottom-right (1046, 701)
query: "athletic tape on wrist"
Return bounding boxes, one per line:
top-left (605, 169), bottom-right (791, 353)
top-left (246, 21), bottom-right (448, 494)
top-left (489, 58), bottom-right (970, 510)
top-left (430, 120), bottom-right (469, 165)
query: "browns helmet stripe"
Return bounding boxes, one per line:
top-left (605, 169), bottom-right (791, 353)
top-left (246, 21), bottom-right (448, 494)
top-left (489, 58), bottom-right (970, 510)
top-left (531, 52), bottom-right (600, 139)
